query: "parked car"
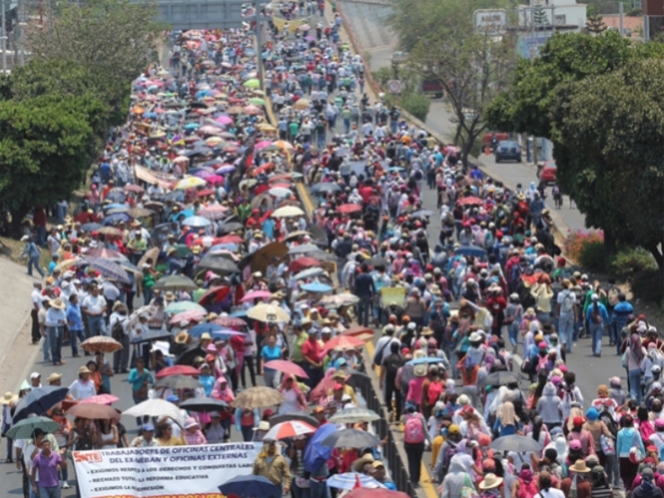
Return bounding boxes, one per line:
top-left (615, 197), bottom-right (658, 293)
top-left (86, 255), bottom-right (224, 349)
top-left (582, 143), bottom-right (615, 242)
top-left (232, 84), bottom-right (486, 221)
top-left (494, 140), bottom-right (522, 163)
top-left (538, 160), bottom-right (557, 184)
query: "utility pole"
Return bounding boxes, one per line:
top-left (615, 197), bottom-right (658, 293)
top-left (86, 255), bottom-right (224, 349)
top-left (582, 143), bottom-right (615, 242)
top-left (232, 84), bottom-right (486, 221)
top-left (1, 0), bottom-right (7, 74)
top-left (619, 2), bottom-right (624, 36)
top-left (254, 0), bottom-right (264, 90)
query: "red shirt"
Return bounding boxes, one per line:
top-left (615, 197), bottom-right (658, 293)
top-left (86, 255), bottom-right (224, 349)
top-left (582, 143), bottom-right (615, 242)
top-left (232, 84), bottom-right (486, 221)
top-left (301, 338), bottom-right (323, 364)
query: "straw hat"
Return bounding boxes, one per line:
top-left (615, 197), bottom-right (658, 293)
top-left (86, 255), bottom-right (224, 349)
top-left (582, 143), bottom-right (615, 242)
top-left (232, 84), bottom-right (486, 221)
top-left (200, 332), bottom-right (212, 341)
top-left (164, 291), bottom-right (176, 302)
top-left (414, 364), bottom-right (428, 377)
top-left (569, 460), bottom-right (591, 473)
top-left (1, 391), bottom-right (18, 405)
top-left (49, 298), bottom-right (65, 310)
top-left (479, 474), bottom-right (503, 490)
top-left (253, 421), bottom-right (270, 432)
top-left (46, 373), bottom-right (63, 383)
top-left (78, 366), bottom-right (91, 375)
top-left (174, 331), bottom-right (190, 344)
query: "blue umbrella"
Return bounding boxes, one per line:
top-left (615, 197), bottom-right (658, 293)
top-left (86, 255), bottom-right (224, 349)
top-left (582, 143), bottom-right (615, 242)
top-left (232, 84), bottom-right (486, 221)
top-left (13, 387), bottom-right (70, 423)
top-left (163, 191), bottom-right (186, 202)
top-left (80, 222), bottom-right (102, 232)
top-left (103, 212), bottom-right (131, 225)
top-left (184, 122), bottom-right (200, 130)
top-left (301, 282), bottom-right (332, 293)
top-left (182, 216), bottom-right (211, 228)
top-left (85, 257), bottom-right (131, 284)
top-left (407, 356), bottom-right (445, 366)
top-left (192, 140), bottom-right (208, 148)
top-left (211, 329), bottom-right (246, 340)
top-left (187, 322), bottom-right (223, 338)
top-left (294, 268), bottom-right (325, 280)
top-left (105, 191), bottom-right (126, 203)
top-left (230, 309), bottom-right (247, 318)
top-left (209, 243), bottom-right (238, 252)
top-left (303, 424), bottom-right (337, 472)
top-left (143, 112), bottom-right (158, 119)
top-left (387, 166), bottom-right (405, 172)
top-left (102, 203), bottom-right (128, 212)
top-left (184, 147), bottom-right (213, 157)
top-left (218, 475), bottom-right (279, 498)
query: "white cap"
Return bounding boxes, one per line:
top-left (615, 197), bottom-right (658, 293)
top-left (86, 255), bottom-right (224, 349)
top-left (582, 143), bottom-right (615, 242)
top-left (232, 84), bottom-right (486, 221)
top-left (30, 372), bottom-right (40, 379)
top-left (20, 235), bottom-right (29, 241)
top-left (407, 322), bottom-right (416, 330)
top-left (321, 327), bottom-right (332, 334)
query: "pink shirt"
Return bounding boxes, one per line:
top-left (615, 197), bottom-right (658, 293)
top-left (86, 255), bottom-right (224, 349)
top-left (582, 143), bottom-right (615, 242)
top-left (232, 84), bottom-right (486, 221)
top-left (407, 377), bottom-right (426, 405)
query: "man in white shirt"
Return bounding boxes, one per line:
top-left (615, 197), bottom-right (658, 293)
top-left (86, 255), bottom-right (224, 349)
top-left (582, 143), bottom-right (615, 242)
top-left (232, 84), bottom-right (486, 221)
top-left (82, 284), bottom-right (107, 337)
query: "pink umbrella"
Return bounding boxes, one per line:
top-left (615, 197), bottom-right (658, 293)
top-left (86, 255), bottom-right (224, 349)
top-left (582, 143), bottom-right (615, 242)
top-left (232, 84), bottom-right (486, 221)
top-left (169, 309), bottom-right (206, 325)
top-left (79, 394), bottom-right (119, 406)
top-left (215, 115), bottom-right (233, 125)
top-left (241, 290), bottom-right (273, 303)
top-left (198, 205), bottom-right (229, 220)
top-left (206, 174), bottom-right (225, 185)
top-left (243, 105), bottom-right (261, 115)
top-left (255, 140), bottom-right (272, 150)
top-left (264, 359), bottom-right (309, 378)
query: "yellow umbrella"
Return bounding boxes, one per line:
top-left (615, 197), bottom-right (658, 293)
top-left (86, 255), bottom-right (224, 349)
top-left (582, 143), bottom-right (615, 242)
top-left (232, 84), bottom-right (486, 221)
top-left (174, 176), bottom-right (206, 190)
top-left (272, 206), bottom-right (304, 218)
top-left (247, 303), bottom-right (290, 323)
top-left (131, 106), bottom-right (145, 115)
top-left (257, 123), bottom-right (276, 132)
top-left (275, 140), bottom-right (295, 150)
top-left (243, 79), bottom-right (260, 88)
top-left (293, 99), bottom-right (310, 110)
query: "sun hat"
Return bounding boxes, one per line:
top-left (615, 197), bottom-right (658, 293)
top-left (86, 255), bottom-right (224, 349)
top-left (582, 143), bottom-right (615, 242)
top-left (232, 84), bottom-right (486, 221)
top-left (78, 366), bottom-right (91, 375)
top-left (184, 417), bottom-right (199, 430)
top-left (46, 373), bottom-right (63, 383)
top-left (479, 474), bottom-right (503, 490)
top-left (1, 392), bottom-right (18, 405)
top-left (253, 421), bottom-right (270, 432)
top-left (569, 460), bottom-right (591, 473)
top-left (413, 364), bottom-right (428, 377)
top-left (458, 394), bottom-right (470, 405)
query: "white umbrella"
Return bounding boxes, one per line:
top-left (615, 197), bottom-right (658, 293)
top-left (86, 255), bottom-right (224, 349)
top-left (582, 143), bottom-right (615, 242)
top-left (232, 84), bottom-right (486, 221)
top-left (123, 399), bottom-right (184, 425)
top-left (268, 187), bottom-right (292, 198)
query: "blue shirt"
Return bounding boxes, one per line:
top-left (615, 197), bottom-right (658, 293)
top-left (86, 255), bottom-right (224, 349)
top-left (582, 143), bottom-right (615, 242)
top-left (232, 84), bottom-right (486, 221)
top-left (262, 218), bottom-right (276, 240)
top-left (353, 273), bottom-right (376, 298)
top-left (585, 302), bottom-right (610, 325)
top-left (66, 303), bottom-right (83, 331)
top-left (261, 344), bottom-right (282, 370)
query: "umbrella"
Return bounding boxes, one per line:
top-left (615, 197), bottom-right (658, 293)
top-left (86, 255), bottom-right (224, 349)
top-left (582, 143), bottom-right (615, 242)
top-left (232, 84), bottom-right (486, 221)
top-left (67, 403), bottom-right (119, 420)
top-left (406, 356), bottom-right (446, 366)
top-left (322, 335), bottom-right (365, 352)
top-left (303, 424), bottom-right (337, 472)
top-left (86, 248), bottom-right (126, 260)
top-left (244, 241), bottom-right (289, 274)
top-left (197, 256), bottom-right (239, 274)
top-left (264, 421), bottom-right (316, 441)
top-left (218, 221), bottom-right (244, 234)
top-left (169, 309), bottom-right (206, 324)
top-left (198, 205), bottom-right (228, 220)
top-left (231, 386), bottom-right (286, 409)
top-left (175, 344), bottom-right (208, 366)
top-left (218, 475), bottom-right (279, 497)
top-left (13, 387), bottom-right (70, 423)
top-left (490, 435), bottom-right (542, 453)
top-left (264, 360), bottom-right (308, 378)
top-left (165, 301), bottom-right (207, 314)
top-left (102, 212), bottom-right (131, 225)
top-left (293, 267), bottom-right (325, 280)
top-left (6, 416), bottom-right (61, 440)
top-left (272, 205), bottom-right (304, 218)
top-left (289, 257), bottom-right (322, 273)
top-left (318, 293), bottom-right (360, 307)
top-left (410, 209), bottom-right (434, 218)
top-left (268, 186), bottom-right (292, 198)
top-left (187, 322), bottom-right (223, 338)
top-left (300, 282), bottom-right (332, 293)
top-left (242, 78), bottom-right (261, 88)
top-left (80, 336), bottom-right (123, 354)
top-left (328, 408), bottom-right (381, 424)
top-left (457, 196), bottom-right (483, 206)
top-left (311, 182), bottom-right (341, 193)
top-left (127, 207), bottom-right (154, 219)
top-left (182, 215), bottom-right (212, 228)
top-left (288, 243), bottom-right (320, 255)
top-left (155, 365), bottom-right (200, 379)
top-left (337, 203), bottom-right (362, 214)
top-left (344, 490), bottom-right (410, 498)
top-left (153, 275), bottom-right (199, 291)
top-left (197, 286), bottom-right (231, 306)
top-left (246, 303), bottom-right (290, 323)
top-left (79, 394), bottom-right (119, 405)
top-left (321, 429), bottom-right (381, 448)
top-left (483, 371), bottom-right (520, 386)
top-left (85, 258), bottom-right (130, 284)
top-left (327, 473), bottom-right (386, 490)
top-left (123, 399), bottom-right (183, 424)
top-left (80, 222), bottom-right (103, 232)
top-left (241, 290), bottom-right (273, 302)
top-left (293, 98), bottom-right (311, 110)
top-left (179, 397), bottom-right (229, 413)
top-left (214, 315), bottom-right (247, 327)
top-left (98, 226), bottom-right (124, 237)
top-left (175, 177), bottom-right (207, 190)
top-left (154, 375), bottom-right (201, 390)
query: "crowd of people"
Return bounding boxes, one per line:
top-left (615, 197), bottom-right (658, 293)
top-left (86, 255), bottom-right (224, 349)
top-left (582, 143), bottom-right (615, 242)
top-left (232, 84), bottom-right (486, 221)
top-left (1, 3), bottom-right (663, 498)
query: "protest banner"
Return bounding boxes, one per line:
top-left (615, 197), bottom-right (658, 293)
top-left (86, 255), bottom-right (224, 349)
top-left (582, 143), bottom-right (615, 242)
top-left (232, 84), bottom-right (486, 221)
top-left (73, 442), bottom-right (260, 498)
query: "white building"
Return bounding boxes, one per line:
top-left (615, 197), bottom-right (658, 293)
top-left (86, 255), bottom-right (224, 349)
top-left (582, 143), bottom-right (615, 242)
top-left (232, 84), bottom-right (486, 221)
top-left (518, 0), bottom-right (587, 33)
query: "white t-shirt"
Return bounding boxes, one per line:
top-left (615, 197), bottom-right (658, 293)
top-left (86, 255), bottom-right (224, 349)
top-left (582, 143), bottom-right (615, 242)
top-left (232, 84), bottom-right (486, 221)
top-left (538, 488), bottom-right (565, 498)
top-left (69, 379), bottom-right (97, 400)
top-left (102, 282), bottom-right (121, 301)
top-left (82, 294), bottom-right (107, 315)
top-left (31, 289), bottom-right (43, 310)
top-left (557, 289), bottom-right (576, 316)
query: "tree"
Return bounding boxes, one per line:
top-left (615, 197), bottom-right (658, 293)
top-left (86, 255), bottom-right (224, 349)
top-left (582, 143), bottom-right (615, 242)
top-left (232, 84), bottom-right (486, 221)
top-left (549, 59), bottom-right (664, 276)
top-left (533, 3), bottom-right (549, 29)
top-left (0, 95), bottom-right (101, 234)
top-left (410, 32), bottom-right (516, 166)
top-left (586, 12), bottom-right (607, 34)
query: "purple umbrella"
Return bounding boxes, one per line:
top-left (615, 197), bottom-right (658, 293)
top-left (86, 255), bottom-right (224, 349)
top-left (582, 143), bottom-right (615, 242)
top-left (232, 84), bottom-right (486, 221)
top-left (305, 35), bottom-right (316, 41)
top-left (216, 165), bottom-right (236, 174)
top-left (84, 258), bottom-right (131, 284)
top-left (194, 170), bottom-right (214, 179)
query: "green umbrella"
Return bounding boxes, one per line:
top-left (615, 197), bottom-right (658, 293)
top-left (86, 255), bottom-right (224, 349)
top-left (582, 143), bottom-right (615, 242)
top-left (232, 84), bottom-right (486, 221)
top-left (174, 243), bottom-right (191, 258)
top-left (7, 416), bottom-right (60, 440)
top-left (243, 79), bottom-right (260, 88)
top-left (165, 301), bottom-right (207, 314)
top-left (248, 98), bottom-right (266, 106)
top-left (153, 274), bottom-right (199, 292)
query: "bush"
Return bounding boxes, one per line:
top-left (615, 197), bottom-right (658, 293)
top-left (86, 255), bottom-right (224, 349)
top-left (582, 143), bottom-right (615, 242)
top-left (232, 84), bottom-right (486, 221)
top-left (563, 230), bottom-right (607, 272)
top-left (400, 92), bottom-right (431, 122)
top-left (631, 269), bottom-right (664, 304)
top-left (609, 248), bottom-right (657, 281)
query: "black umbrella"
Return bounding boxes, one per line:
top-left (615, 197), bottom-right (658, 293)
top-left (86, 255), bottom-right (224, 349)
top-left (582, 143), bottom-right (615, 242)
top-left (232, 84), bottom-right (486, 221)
top-left (410, 209), bottom-right (433, 219)
top-left (197, 256), bottom-right (239, 273)
top-left (154, 375), bottom-right (201, 390)
top-left (13, 387), bottom-right (70, 423)
top-left (288, 244), bottom-right (320, 255)
top-left (490, 435), bottom-right (542, 453)
top-left (368, 256), bottom-right (389, 267)
top-left (345, 369), bottom-right (372, 390)
top-left (189, 101), bottom-right (209, 109)
top-left (269, 413), bottom-right (319, 428)
top-left (218, 221), bottom-right (244, 234)
top-left (483, 371), bottom-right (520, 386)
top-left (320, 428), bottom-right (381, 448)
top-left (175, 345), bottom-right (207, 366)
top-left (130, 328), bottom-right (172, 344)
top-left (180, 397), bottom-right (229, 413)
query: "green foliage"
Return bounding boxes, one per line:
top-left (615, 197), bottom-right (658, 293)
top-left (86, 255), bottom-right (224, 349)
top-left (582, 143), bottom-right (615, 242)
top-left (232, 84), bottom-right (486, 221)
top-left (533, 4), bottom-right (549, 28)
top-left (372, 68), bottom-right (394, 89)
top-left (631, 270), bottom-right (664, 304)
top-left (578, 241), bottom-right (607, 273)
top-left (610, 248), bottom-right (658, 281)
top-left (399, 93), bottom-right (431, 122)
top-left (586, 13), bottom-right (607, 34)
top-left (627, 8), bottom-right (642, 16)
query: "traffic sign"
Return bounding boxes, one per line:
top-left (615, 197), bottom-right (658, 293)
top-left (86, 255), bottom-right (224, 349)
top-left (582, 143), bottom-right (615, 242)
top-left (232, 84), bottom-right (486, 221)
top-left (387, 80), bottom-right (402, 94)
top-left (474, 9), bottom-right (507, 35)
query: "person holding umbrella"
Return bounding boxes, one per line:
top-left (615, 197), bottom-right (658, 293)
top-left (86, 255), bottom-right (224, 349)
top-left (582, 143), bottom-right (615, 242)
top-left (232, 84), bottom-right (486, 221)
top-left (252, 440), bottom-right (292, 497)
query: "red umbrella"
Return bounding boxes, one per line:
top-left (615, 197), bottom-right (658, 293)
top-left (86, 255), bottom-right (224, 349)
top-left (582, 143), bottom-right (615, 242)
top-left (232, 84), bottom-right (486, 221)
top-left (264, 359), bottom-right (309, 379)
top-left (124, 184), bottom-right (145, 193)
top-left (197, 285), bottom-right (231, 306)
top-left (191, 236), bottom-right (226, 246)
top-left (213, 315), bottom-right (247, 327)
top-left (79, 394), bottom-right (119, 405)
top-left (337, 203), bottom-right (362, 214)
top-left (218, 234), bottom-right (244, 244)
top-left (342, 326), bottom-right (375, 341)
top-left (251, 162), bottom-right (274, 177)
top-left (268, 174), bottom-right (294, 183)
top-left (156, 365), bottom-right (200, 379)
top-left (197, 188), bottom-right (216, 197)
top-left (289, 257), bottom-right (322, 273)
top-left (457, 196), bottom-right (483, 206)
top-left (322, 335), bottom-right (365, 352)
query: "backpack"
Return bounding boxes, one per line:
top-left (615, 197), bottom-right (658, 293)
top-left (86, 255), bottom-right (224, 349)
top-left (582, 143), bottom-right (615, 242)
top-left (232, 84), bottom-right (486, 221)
top-left (598, 410), bottom-right (618, 437)
top-left (441, 441), bottom-right (459, 472)
top-left (383, 354), bottom-right (403, 376)
top-left (111, 319), bottom-right (124, 342)
top-left (600, 434), bottom-right (615, 455)
top-left (516, 477), bottom-right (539, 498)
top-left (404, 414), bottom-right (425, 444)
top-left (607, 286), bottom-right (620, 307)
top-left (561, 291), bottom-right (575, 315)
top-left (591, 303), bottom-right (602, 324)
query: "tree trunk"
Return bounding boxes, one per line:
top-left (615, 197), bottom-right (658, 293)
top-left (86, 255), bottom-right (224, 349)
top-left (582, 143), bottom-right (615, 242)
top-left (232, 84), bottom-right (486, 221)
top-left (10, 206), bottom-right (30, 239)
top-left (603, 229), bottom-right (617, 259)
top-left (647, 241), bottom-right (664, 283)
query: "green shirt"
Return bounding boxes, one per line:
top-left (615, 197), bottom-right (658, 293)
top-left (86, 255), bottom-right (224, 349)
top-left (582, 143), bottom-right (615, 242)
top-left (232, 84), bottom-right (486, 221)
top-left (289, 122), bottom-right (300, 136)
top-left (291, 333), bottom-right (308, 363)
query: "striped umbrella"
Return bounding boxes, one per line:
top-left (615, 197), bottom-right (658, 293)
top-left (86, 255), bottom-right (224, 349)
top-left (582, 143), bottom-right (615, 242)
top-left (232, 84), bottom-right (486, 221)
top-left (85, 258), bottom-right (130, 284)
top-left (263, 421), bottom-right (316, 441)
top-left (327, 473), bottom-right (386, 490)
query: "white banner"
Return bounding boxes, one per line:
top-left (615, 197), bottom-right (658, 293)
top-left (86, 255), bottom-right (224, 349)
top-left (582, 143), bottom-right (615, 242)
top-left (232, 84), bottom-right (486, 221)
top-left (73, 442), bottom-right (260, 498)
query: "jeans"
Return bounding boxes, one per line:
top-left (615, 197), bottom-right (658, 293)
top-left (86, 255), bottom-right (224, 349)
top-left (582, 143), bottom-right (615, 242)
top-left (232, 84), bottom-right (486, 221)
top-left (113, 334), bottom-right (130, 372)
top-left (31, 309), bottom-right (41, 343)
top-left (559, 314), bottom-right (575, 352)
top-left (291, 478), bottom-right (311, 498)
top-left (404, 441), bottom-right (425, 484)
top-left (5, 435), bottom-right (12, 460)
top-left (240, 425), bottom-right (254, 442)
top-left (38, 485), bottom-right (61, 498)
top-left (87, 315), bottom-right (106, 336)
top-left (70, 329), bottom-right (86, 356)
top-left (263, 369), bottom-right (278, 389)
top-left (27, 256), bottom-right (45, 278)
top-left (356, 296), bottom-right (372, 327)
top-left (508, 323), bottom-right (519, 348)
top-left (42, 331), bottom-right (51, 362)
top-left (47, 326), bottom-right (64, 364)
top-left (590, 323), bottom-right (604, 355)
top-left (309, 479), bottom-right (331, 498)
top-left (629, 368), bottom-right (643, 404)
